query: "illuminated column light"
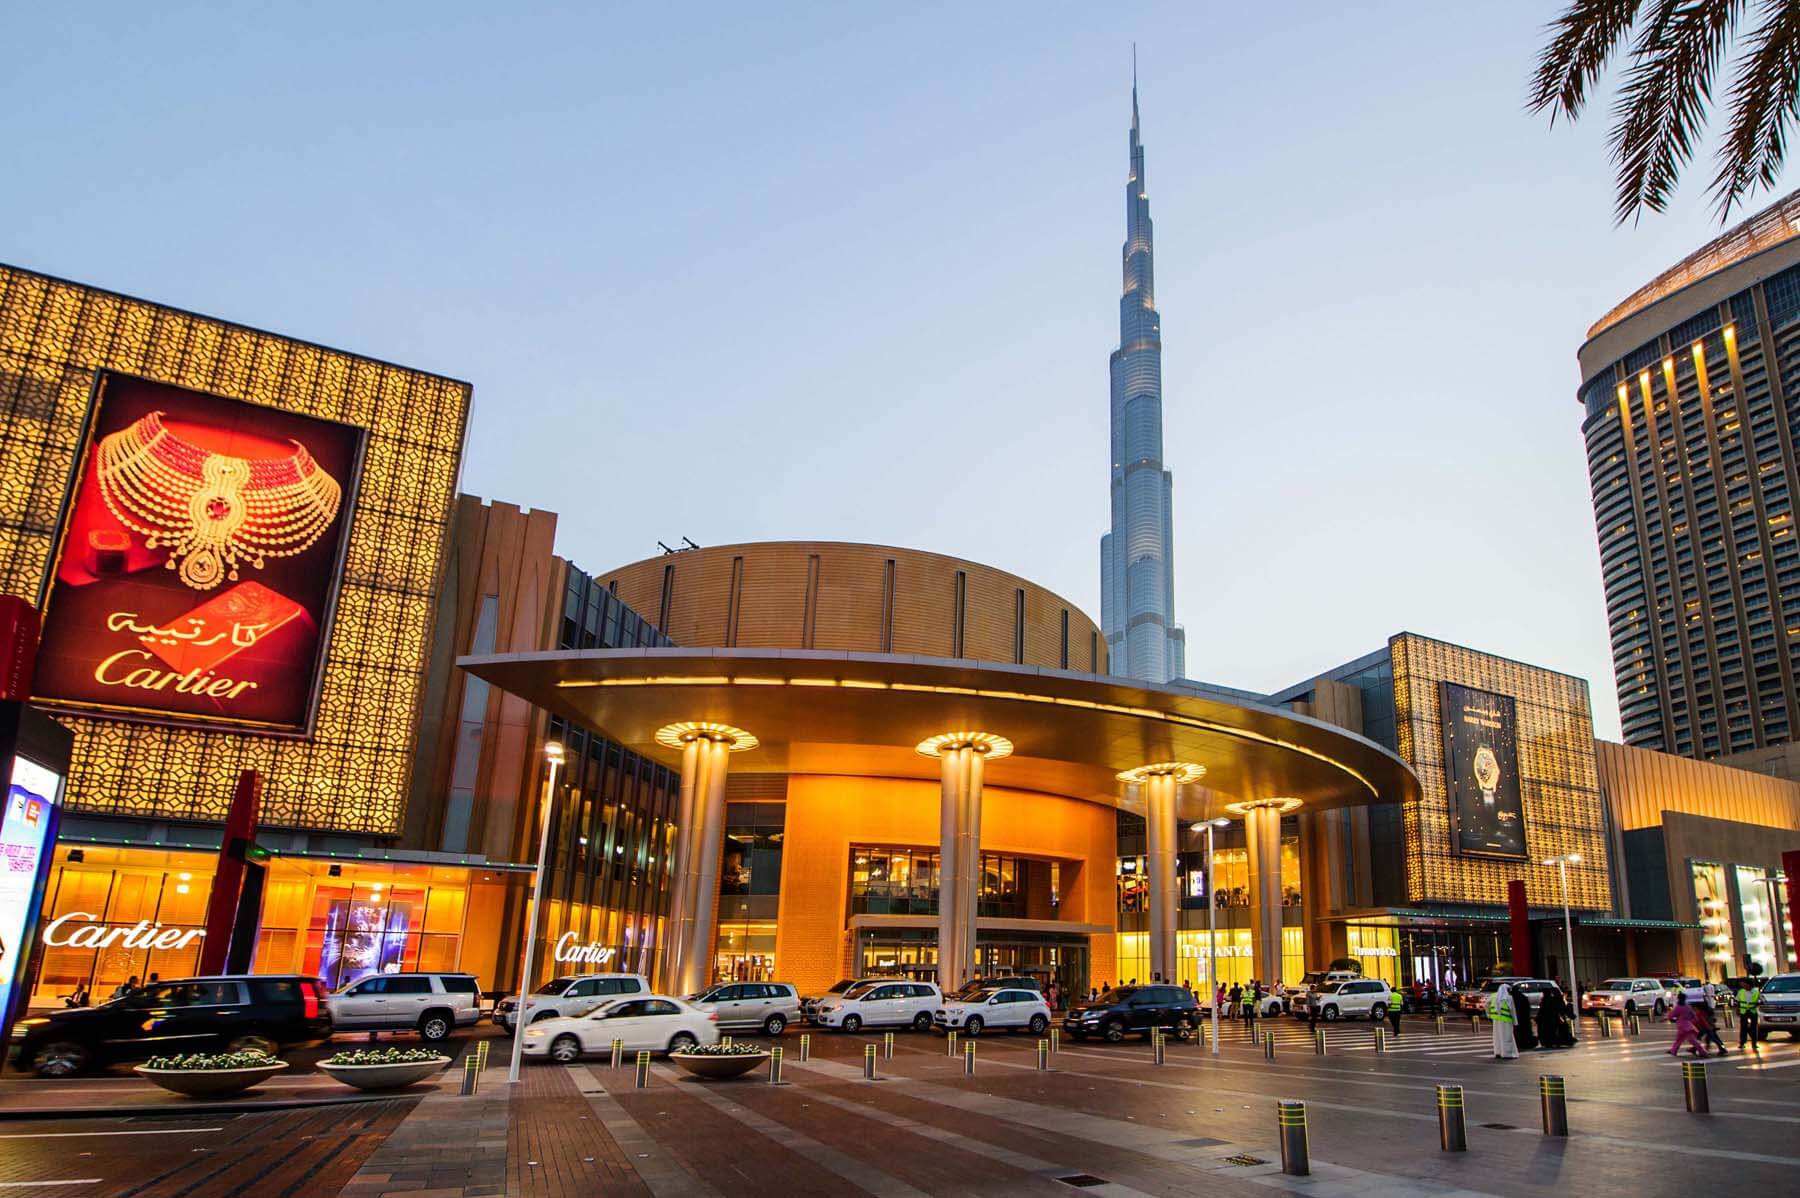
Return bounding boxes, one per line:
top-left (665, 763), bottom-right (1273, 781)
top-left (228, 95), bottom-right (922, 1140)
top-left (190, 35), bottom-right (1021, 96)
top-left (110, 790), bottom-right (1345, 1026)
top-left (919, 732), bottom-right (1013, 992)
top-left (1223, 797), bottom-right (1302, 986)
top-left (655, 723), bottom-right (757, 995)
top-left (1118, 763), bottom-right (1207, 985)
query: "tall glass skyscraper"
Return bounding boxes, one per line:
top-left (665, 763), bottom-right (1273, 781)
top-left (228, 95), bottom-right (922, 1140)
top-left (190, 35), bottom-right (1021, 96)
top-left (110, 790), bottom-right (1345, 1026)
top-left (1101, 77), bottom-right (1184, 682)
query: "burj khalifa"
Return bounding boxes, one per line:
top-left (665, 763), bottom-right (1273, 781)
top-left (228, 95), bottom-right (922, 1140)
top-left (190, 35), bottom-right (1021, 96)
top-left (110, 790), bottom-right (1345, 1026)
top-left (1100, 73), bottom-right (1184, 682)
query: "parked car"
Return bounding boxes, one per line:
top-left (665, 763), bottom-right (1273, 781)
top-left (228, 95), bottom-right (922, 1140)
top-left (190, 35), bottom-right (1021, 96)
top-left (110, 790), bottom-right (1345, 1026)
top-left (327, 972), bottom-right (481, 1042)
top-left (521, 995), bottom-right (719, 1063)
top-left (1754, 972), bottom-right (1800, 1039)
top-left (1203, 988), bottom-right (1285, 1018)
top-left (801, 977), bottom-right (882, 1023)
top-left (689, 982), bottom-right (802, 1035)
top-left (1292, 979), bottom-right (1394, 1022)
top-left (1580, 977), bottom-right (1669, 1016)
top-left (496, 973), bottom-right (648, 1032)
top-left (1449, 976), bottom-right (1529, 1012)
top-left (9, 975), bottom-right (331, 1077)
top-left (945, 976), bottom-right (1042, 1003)
top-left (1656, 976), bottom-right (1711, 1008)
top-left (812, 980), bottom-right (941, 1032)
top-left (1456, 977), bottom-right (1561, 1015)
top-left (1285, 970), bottom-right (1360, 1015)
top-left (1064, 984), bottom-right (1199, 1042)
top-left (934, 987), bottom-right (1052, 1037)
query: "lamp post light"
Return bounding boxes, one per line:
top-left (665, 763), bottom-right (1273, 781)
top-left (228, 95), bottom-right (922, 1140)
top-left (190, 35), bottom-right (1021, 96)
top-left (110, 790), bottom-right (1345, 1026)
top-left (508, 740), bottom-right (565, 1085)
top-left (1194, 817), bottom-right (1230, 1056)
top-left (1542, 852), bottom-right (1581, 1040)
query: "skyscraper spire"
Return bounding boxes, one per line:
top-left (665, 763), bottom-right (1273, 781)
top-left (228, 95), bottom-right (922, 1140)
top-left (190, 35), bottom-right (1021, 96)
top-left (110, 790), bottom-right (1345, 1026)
top-left (1101, 65), bottom-right (1184, 683)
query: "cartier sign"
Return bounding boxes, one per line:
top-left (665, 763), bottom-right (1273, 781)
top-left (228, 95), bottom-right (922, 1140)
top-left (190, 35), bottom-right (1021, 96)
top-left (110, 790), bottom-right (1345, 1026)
top-left (43, 912), bottom-right (205, 951)
top-left (553, 932), bottom-right (615, 966)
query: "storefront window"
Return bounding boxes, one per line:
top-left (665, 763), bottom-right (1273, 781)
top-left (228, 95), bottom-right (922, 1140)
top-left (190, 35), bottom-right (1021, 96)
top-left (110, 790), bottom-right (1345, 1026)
top-left (714, 920), bottom-right (776, 982)
top-left (1735, 866), bottom-right (1778, 974)
top-left (846, 845), bottom-right (1028, 918)
top-left (1691, 861), bottom-right (1735, 977)
top-left (1126, 835), bottom-right (1302, 914)
top-left (721, 803), bottom-right (784, 896)
top-left (1345, 925), bottom-right (1402, 987)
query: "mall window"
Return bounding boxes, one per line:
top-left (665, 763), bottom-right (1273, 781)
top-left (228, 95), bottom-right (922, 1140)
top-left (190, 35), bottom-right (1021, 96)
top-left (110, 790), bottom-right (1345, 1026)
top-left (721, 803), bottom-right (784, 896)
top-left (846, 846), bottom-right (1031, 918)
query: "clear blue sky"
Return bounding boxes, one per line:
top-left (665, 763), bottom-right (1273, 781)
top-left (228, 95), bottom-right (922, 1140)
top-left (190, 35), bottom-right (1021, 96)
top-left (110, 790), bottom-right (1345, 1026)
top-left (6, 3), bottom-right (1786, 739)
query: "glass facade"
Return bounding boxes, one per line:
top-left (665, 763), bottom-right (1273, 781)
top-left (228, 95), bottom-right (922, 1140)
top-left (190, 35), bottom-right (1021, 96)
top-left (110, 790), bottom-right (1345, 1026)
top-left (846, 845), bottom-right (1034, 919)
top-left (1691, 860), bottom-right (1736, 973)
top-left (1114, 927), bottom-right (1305, 989)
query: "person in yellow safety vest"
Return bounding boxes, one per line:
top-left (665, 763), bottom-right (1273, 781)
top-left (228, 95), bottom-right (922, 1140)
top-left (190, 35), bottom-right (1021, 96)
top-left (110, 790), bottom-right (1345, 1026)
top-left (1736, 978), bottom-right (1763, 1051)
top-left (1487, 983), bottom-right (1519, 1060)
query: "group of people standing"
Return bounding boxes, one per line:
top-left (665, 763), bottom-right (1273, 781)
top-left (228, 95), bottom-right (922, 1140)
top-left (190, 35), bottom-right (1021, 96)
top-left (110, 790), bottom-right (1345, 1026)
top-left (1485, 982), bottom-right (1577, 1059)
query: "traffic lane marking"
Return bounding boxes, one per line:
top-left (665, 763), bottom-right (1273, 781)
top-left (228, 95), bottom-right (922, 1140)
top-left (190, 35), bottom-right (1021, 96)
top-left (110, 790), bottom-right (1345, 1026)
top-left (0, 1127), bottom-right (223, 1138)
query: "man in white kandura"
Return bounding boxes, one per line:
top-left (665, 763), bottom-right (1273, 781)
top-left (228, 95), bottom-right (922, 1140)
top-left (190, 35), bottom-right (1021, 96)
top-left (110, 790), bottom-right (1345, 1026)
top-left (1486, 983), bottom-right (1519, 1060)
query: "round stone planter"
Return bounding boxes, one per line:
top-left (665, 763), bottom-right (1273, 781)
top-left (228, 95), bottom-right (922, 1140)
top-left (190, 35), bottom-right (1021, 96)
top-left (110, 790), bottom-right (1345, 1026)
top-left (317, 1056), bottom-right (453, 1091)
top-left (668, 1050), bottom-right (769, 1080)
top-left (132, 1060), bottom-right (289, 1097)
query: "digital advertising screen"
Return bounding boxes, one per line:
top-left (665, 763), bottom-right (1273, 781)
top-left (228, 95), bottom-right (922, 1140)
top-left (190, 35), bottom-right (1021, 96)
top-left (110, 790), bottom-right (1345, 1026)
top-left (1439, 681), bottom-right (1528, 859)
top-left (0, 756), bottom-right (64, 1041)
top-left (34, 373), bottom-right (365, 733)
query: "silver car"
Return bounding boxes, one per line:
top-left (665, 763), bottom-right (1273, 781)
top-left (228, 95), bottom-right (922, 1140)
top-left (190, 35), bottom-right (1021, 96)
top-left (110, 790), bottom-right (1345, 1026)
top-left (1755, 973), bottom-right (1800, 1039)
top-left (689, 982), bottom-right (802, 1035)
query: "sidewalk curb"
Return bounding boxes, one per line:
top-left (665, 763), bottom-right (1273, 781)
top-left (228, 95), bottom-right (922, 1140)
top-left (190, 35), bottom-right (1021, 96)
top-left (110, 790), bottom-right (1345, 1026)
top-left (0, 1090), bottom-right (420, 1121)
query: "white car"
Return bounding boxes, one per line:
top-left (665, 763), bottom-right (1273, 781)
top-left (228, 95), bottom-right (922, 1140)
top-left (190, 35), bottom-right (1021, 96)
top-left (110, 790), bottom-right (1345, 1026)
top-left (1285, 970), bottom-right (1360, 1016)
top-left (327, 972), bottom-right (482, 1042)
top-left (1580, 976), bottom-right (1669, 1017)
top-left (496, 973), bottom-right (649, 1032)
top-left (1658, 977), bottom-right (1710, 1008)
top-left (1293, 979), bottom-right (1394, 1022)
top-left (689, 982), bottom-right (803, 1035)
top-left (1204, 989), bottom-right (1286, 1018)
top-left (813, 979), bottom-right (941, 1032)
top-left (1757, 973), bottom-right (1800, 1039)
top-left (933, 987), bottom-right (1052, 1037)
top-left (521, 995), bottom-right (718, 1063)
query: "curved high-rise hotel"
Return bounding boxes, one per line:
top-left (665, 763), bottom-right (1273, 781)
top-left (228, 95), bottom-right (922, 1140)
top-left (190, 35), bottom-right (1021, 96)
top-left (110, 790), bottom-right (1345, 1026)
top-left (1101, 78), bottom-right (1185, 683)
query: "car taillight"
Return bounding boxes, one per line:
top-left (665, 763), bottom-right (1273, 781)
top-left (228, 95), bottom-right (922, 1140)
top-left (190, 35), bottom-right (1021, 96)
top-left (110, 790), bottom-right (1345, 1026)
top-left (302, 982), bottom-right (321, 1020)
top-left (707, 1013), bottom-right (718, 1021)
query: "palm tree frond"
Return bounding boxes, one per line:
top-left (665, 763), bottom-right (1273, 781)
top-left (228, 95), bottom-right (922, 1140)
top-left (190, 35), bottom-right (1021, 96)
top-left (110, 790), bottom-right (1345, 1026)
top-left (1529, 0), bottom-right (1648, 121)
top-left (1711, 1), bottom-right (1800, 218)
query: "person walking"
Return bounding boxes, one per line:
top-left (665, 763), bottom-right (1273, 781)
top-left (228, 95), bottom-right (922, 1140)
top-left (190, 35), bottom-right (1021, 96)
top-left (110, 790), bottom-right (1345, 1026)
top-left (1226, 983), bottom-right (1242, 1020)
top-left (1386, 991), bottom-right (1403, 1036)
top-left (1736, 976), bottom-right (1764, 1051)
top-left (1666, 993), bottom-right (1708, 1057)
top-left (1487, 983), bottom-right (1519, 1060)
top-left (1046, 981), bottom-right (1061, 1012)
top-left (1694, 996), bottom-right (1727, 1055)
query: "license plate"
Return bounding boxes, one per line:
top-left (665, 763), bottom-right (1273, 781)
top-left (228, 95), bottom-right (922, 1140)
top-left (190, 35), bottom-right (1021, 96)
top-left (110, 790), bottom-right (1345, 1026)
top-left (1766, 1014), bottom-right (1795, 1023)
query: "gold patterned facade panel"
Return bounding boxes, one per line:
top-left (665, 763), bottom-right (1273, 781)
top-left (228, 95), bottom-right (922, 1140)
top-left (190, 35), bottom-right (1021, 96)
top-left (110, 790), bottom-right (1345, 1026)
top-left (0, 264), bottom-right (469, 836)
top-left (1390, 633), bottom-right (1612, 910)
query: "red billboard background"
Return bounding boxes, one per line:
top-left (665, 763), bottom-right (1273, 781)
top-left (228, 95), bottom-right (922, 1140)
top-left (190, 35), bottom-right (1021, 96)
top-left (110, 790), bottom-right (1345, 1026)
top-left (34, 374), bottom-right (364, 732)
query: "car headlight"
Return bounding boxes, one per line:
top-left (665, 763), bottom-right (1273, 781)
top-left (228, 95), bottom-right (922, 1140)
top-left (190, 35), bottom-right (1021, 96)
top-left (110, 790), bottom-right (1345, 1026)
top-left (524, 1028), bottom-right (546, 1038)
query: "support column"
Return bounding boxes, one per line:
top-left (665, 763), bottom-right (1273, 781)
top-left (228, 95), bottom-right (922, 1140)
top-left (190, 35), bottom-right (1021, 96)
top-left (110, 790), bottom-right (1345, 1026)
top-left (653, 722), bottom-right (758, 998)
top-left (1241, 799), bottom-right (1296, 987)
top-left (657, 737), bottom-right (703, 988)
top-left (681, 737), bottom-right (733, 996)
top-left (919, 732), bottom-right (1013, 994)
top-left (1118, 762), bottom-right (1206, 987)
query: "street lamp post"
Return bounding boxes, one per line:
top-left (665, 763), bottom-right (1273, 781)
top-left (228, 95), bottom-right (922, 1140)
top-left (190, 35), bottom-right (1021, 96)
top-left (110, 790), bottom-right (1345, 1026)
top-left (508, 740), bottom-right (565, 1085)
top-left (1543, 852), bottom-right (1582, 1041)
top-left (1195, 817), bottom-right (1229, 1056)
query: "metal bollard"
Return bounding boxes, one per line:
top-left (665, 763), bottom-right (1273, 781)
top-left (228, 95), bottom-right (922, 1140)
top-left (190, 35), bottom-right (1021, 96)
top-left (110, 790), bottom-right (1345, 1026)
top-left (1470, 1014), bottom-right (1481, 1034)
top-left (864, 1043), bottom-right (877, 1080)
top-left (461, 1055), bottom-right (479, 1095)
top-left (1682, 1060), bottom-right (1710, 1113)
top-left (799, 1032), bottom-right (810, 1061)
top-left (1277, 1100), bottom-right (1310, 1176)
top-left (634, 1050), bottom-right (650, 1089)
top-left (1037, 1039), bottom-right (1049, 1071)
top-left (1373, 1027), bottom-right (1386, 1055)
top-left (883, 1031), bottom-right (895, 1060)
top-left (476, 1039), bottom-right (490, 1069)
top-left (1050, 1026), bottom-right (1060, 1054)
top-left (1629, 1013), bottom-right (1641, 1037)
top-left (964, 1041), bottom-right (976, 1075)
top-left (946, 1030), bottom-right (958, 1057)
top-left (1197, 1021), bottom-right (1206, 1048)
top-left (1263, 1031), bottom-right (1275, 1059)
top-left (769, 1045), bottom-right (783, 1085)
top-left (1153, 1030), bottom-right (1166, 1066)
top-left (1436, 1084), bottom-right (1467, 1152)
top-left (721, 1035), bottom-right (732, 1048)
top-left (1598, 1011), bottom-right (1611, 1038)
top-left (1719, 1005), bottom-right (1733, 1029)
top-left (1434, 1015), bottom-right (1445, 1035)
top-left (610, 1038), bottom-right (623, 1068)
top-left (1314, 1028), bottom-right (1327, 1055)
top-left (1539, 1075), bottom-right (1567, 1136)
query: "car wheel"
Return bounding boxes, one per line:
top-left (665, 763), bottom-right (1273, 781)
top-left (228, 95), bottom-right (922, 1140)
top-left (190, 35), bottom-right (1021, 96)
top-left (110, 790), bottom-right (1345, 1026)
top-left (763, 1013), bottom-right (787, 1036)
top-left (667, 1031), bottom-right (699, 1054)
top-left (550, 1034), bottom-right (582, 1064)
top-left (912, 1011), bottom-right (933, 1032)
top-left (227, 1033), bottom-right (279, 1057)
top-left (418, 1013), bottom-right (452, 1043)
top-left (1171, 1020), bottom-right (1193, 1041)
top-left (1322, 1005), bottom-right (1340, 1023)
top-left (1028, 1014), bottom-right (1048, 1035)
top-left (965, 1016), bottom-right (984, 1037)
top-left (1370, 1004), bottom-right (1388, 1024)
top-left (841, 1014), bottom-right (862, 1033)
top-left (1103, 1020), bottom-right (1126, 1043)
top-left (1654, 1000), bottom-right (1667, 1017)
top-left (32, 1041), bottom-right (89, 1078)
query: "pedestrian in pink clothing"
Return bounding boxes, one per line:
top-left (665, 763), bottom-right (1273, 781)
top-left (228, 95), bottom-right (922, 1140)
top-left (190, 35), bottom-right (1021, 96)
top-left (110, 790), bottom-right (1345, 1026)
top-left (1666, 993), bottom-right (1708, 1057)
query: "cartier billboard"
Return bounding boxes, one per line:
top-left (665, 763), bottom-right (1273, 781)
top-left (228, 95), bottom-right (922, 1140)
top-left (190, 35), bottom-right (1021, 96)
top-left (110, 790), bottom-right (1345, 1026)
top-left (33, 373), bottom-right (365, 733)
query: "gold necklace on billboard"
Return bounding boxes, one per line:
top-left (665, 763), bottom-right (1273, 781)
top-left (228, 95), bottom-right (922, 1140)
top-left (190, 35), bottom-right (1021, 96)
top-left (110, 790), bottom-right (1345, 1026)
top-left (93, 411), bottom-right (343, 590)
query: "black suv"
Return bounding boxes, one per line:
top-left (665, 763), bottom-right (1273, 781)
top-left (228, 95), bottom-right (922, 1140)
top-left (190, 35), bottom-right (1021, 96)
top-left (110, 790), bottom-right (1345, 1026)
top-left (1064, 984), bottom-right (1198, 1042)
top-left (9, 975), bottom-right (332, 1077)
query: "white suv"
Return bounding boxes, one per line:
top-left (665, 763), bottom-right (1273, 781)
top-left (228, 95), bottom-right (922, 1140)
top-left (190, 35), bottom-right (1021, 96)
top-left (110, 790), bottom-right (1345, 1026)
top-left (328, 972), bottom-right (481, 1042)
top-left (813, 980), bottom-right (941, 1032)
top-left (1294, 979), bottom-right (1394, 1022)
top-left (689, 982), bottom-right (803, 1035)
top-left (496, 973), bottom-right (649, 1032)
top-left (1580, 977), bottom-right (1668, 1017)
top-left (934, 986), bottom-right (1051, 1037)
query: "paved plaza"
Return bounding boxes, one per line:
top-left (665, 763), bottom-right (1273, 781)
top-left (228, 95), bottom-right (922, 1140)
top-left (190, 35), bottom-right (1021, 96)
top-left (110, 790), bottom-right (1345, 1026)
top-left (1, 1016), bottom-right (1795, 1196)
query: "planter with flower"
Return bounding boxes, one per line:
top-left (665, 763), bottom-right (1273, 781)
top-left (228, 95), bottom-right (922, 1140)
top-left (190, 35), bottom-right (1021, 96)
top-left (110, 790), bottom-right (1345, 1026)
top-left (669, 1041), bottom-right (770, 1080)
top-left (133, 1050), bottom-right (290, 1097)
top-left (317, 1046), bottom-right (454, 1091)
